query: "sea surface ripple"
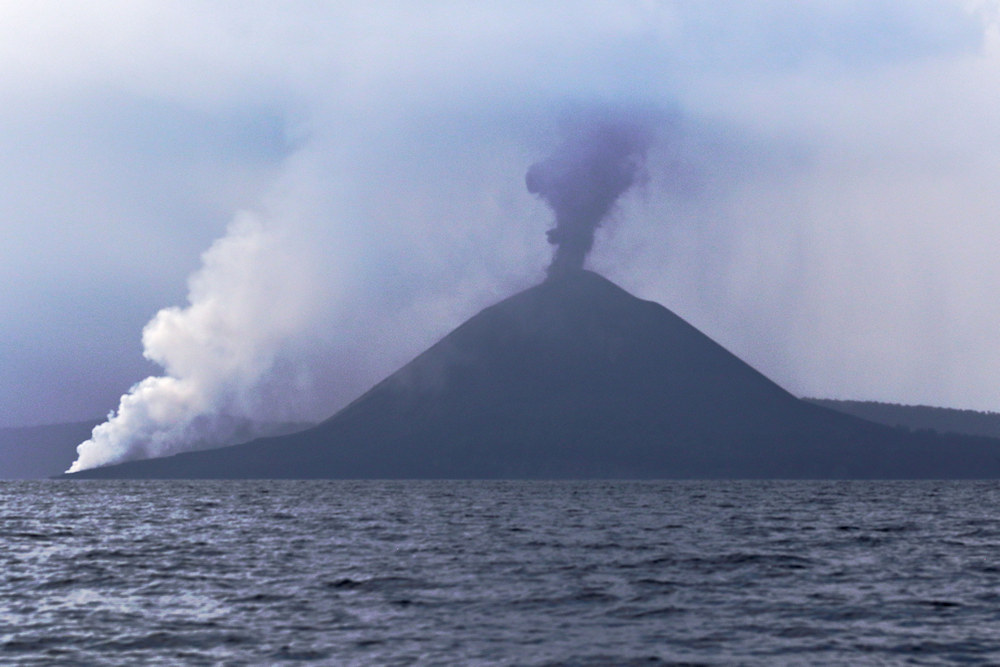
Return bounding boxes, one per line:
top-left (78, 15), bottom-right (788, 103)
top-left (2, 480), bottom-right (1000, 665)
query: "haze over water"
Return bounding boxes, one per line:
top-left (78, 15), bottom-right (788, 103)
top-left (4, 479), bottom-right (999, 664)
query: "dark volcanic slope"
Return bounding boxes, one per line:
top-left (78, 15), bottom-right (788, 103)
top-left (69, 271), bottom-right (1000, 479)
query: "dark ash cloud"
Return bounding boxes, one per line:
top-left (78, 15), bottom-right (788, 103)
top-left (526, 109), bottom-right (655, 276)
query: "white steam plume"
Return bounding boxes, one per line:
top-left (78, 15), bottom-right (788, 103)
top-left (69, 122), bottom-right (548, 471)
top-left (70, 213), bottom-right (315, 470)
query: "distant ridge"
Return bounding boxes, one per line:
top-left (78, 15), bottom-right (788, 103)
top-left (806, 399), bottom-right (1000, 440)
top-left (68, 271), bottom-right (1000, 479)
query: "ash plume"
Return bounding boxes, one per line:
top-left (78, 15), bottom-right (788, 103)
top-left (526, 110), bottom-right (654, 277)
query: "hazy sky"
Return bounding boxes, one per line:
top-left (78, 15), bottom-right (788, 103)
top-left (5, 1), bottom-right (1000, 438)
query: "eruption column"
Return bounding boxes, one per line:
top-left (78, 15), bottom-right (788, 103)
top-left (526, 112), bottom-right (653, 276)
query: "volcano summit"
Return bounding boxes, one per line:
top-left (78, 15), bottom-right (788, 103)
top-left (67, 270), bottom-right (1000, 479)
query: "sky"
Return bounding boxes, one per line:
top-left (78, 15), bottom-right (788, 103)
top-left (4, 2), bottom-right (1000, 466)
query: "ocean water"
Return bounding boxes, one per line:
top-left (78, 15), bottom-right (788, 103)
top-left (2, 480), bottom-right (1000, 665)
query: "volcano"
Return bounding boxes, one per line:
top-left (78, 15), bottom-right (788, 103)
top-left (67, 271), bottom-right (1000, 479)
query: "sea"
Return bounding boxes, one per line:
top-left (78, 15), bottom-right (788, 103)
top-left (2, 480), bottom-right (1000, 666)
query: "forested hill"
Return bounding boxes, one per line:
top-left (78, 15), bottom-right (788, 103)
top-left (806, 399), bottom-right (1000, 439)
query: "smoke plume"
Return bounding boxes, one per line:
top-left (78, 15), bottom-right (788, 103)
top-left (526, 111), bottom-right (654, 276)
top-left (68, 212), bottom-right (323, 472)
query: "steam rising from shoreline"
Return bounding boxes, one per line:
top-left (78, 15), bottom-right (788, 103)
top-left (70, 214), bottom-right (316, 471)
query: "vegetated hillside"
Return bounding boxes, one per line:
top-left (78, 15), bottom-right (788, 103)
top-left (0, 420), bottom-right (101, 479)
top-left (69, 271), bottom-right (1000, 480)
top-left (806, 399), bottom-right (1000, 439)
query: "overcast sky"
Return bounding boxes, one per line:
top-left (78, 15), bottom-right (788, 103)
top-left (5, 1), bottom-right (1000, 437)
